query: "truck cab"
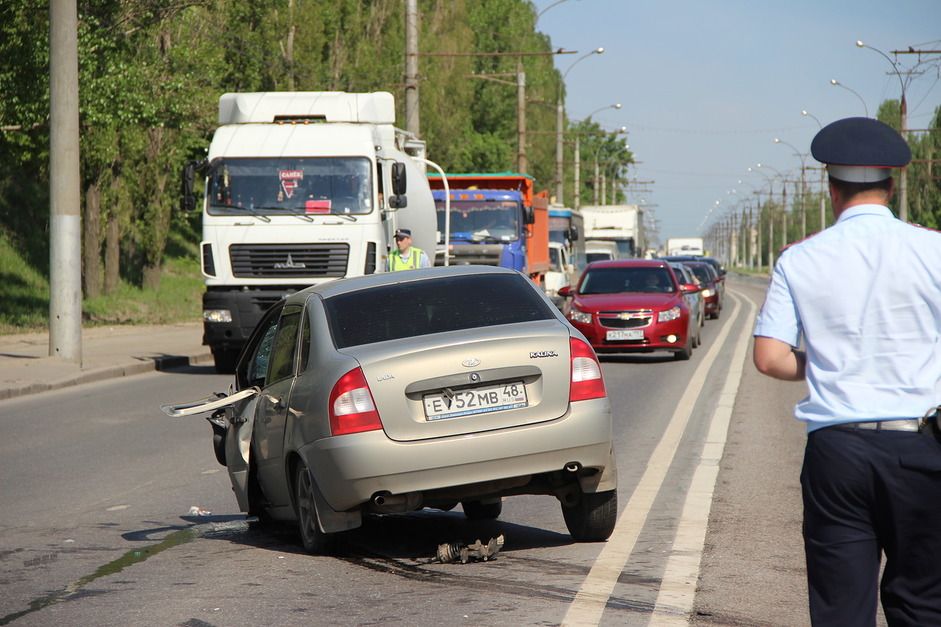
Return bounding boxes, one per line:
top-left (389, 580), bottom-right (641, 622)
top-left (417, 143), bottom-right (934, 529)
top-left (182, 92), bottom-right (436, 372)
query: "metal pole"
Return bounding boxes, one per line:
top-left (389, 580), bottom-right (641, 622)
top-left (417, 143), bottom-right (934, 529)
top-left (573, 136), bottom-right (580, 210)
top-left (556, 97), bottom-right (564, 203)
top-left (593, 157), bottom-right (599, 205)
top-left (49, 0), bottom-right (82, 363)
top-left (417, 158), bottom-right (450, 266)
top-left (405, 0), bottom-right (420, 136)
top-left (517, 60), bottom-right (527, 173)
top-left (899, 94), bottom-right (908, 221)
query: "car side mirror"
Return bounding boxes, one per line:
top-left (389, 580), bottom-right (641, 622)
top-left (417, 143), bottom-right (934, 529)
top-left (558, 285), bottom-right (572, 298)
top-left (680, 284), bottom-right (698, 294)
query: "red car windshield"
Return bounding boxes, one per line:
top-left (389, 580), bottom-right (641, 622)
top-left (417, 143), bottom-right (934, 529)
top-left (580, 267), bottom-right (676, 295)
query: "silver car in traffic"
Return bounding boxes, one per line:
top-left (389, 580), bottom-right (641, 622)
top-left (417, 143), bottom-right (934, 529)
top-left (164, 266), bottom-right (617, 553)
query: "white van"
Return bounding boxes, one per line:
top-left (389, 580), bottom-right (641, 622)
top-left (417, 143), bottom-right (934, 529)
top-left (585, 240), bottom-right (620, 264)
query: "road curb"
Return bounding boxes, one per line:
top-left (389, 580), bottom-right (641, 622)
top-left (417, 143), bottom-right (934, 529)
top-left (0, 351), bottom-right (213, 402)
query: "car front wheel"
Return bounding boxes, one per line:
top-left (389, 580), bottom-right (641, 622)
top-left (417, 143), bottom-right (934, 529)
top-left (562, 489), bottom-right (617, 542)
top-left (294, 463), bottom-right (334, 554)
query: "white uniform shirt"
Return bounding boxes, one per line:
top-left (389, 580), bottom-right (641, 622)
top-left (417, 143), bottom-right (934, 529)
top-left (754, 204), bottom-right (941, 431)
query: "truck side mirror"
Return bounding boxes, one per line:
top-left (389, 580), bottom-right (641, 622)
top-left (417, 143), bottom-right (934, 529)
top-left (569, 225), bottom-right (580, 241)
top-left (524, 205), bottom-right (535, 225)
top-left (181, 161), bottom-right (198, 212)
top-left (388, 162), bottom-right (407, 209)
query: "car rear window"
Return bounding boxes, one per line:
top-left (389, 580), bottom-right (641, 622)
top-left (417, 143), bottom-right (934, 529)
top-left (687, 264), bottom-right (713, 283)
top-left (324, 273), bottom-right (556, 349)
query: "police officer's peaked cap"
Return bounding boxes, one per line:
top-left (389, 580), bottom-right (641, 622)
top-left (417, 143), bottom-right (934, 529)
top-left (811, 117), bottom-right (911, 183)
top-left (394, 228), bottom-right (412, 239)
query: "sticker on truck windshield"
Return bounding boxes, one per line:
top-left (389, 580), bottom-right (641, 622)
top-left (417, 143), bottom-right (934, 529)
top-left (279, 170), bottom-right (303, 199)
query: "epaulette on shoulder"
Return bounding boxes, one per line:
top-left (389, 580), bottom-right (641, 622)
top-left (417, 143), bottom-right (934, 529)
top-left (777, 230), bottom-right (825, 255)
top-left (910, 222), bottom-right (941, 235)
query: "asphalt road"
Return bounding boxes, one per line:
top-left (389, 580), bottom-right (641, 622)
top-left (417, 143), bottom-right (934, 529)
top-left (0, 277), bottom-right (831, 626)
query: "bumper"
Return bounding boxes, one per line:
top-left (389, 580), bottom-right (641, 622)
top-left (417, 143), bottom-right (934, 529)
top-left (570, 317), bottom-right (689, 352)
top-left (303, 397), bottom-right (613, 511)
top-left (202, 287), bottom-right (296, 350)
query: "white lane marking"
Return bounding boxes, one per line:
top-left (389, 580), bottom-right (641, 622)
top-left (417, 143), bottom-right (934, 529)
top-left (106, 505), bottom-right (130, 511)
top-left (562, 292), bottom-right (745, 626)
top-left (648, 290), bottom-right (757, 625)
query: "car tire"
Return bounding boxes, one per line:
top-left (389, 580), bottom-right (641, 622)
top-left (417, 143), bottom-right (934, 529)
top-left (562, 489), bottom-right (617, 542)
top-left (695, 325), bottom-right (702, 348)
top-left (294, 462), bottom-right (334, 554)
top-left (462, 498), bottom-right (503, 520)
top-left (211, 347), bottom-right (239, 374)
top-left (674, 336), bottom-right (692, 360)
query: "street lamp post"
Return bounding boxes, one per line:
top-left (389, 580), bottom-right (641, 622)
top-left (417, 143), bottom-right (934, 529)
top-left (590, 128), bottom-right (627, 205)
top-left (573, 104), bottom-right (621, 209)
top-left (857, 39), bottom-right (908, 221)
top-left (829, 78), bottom-right (869, 117)
top-left (557, 47), bottom-right (604, 204)
top-left (774, 137), bottom-right (809, 238)
top-left (802, 109), bottom-right (827, 232)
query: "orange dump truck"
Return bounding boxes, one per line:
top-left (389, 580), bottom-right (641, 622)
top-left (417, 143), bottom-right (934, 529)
top-left (427, 172), bottom-right (550, 288)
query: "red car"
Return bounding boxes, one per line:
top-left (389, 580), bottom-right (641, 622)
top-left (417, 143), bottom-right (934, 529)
top-left (559, 259), bottom-right (698, 360)
top-left (681, 261), bottom-right (722, 319)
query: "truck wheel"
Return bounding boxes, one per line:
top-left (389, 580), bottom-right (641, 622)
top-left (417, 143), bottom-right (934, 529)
top-left (462, 498), bottom-right (502, 520)
top-left (211, 347), bottom-right (239, 374)
top-left (562, 490), bottom-right (617, 542)
top-left (294, 462), bottom-right (334, 554)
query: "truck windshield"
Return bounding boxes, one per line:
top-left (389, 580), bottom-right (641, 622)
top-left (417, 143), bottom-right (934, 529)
top-left (435, 200), bottom-right (520, 243)
top-left (206, 157), bottom-right (372, 216)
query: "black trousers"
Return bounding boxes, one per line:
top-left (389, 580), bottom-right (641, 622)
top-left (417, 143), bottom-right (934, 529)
top-left (801, 425), bottom-right (941, 626)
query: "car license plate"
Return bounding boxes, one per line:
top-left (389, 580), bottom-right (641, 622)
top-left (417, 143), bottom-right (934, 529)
top-left (606, 329), bottom-right (644, 341)
top-left (423, 382), bottom-right (528, 421)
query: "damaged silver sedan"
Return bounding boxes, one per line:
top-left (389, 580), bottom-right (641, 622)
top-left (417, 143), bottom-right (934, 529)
top-left (163, 266), bottom-right (617, 554)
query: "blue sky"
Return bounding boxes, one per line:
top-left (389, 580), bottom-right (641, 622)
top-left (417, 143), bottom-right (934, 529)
top-left (533, 0), bottom-right (941, 243)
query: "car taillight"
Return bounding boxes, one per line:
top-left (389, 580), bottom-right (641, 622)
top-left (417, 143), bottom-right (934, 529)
top-left (569, 337), bottom-right (606, 402)
top-left (328, 367), bottom-right (383, 436)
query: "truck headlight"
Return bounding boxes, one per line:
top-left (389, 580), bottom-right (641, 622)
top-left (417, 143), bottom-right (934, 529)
top-left (570, 308), bottom-right (592, 324)
top-left (658, 306), bottom-right (681, 322)
top-left (203, 309), bottom-right (233, 323)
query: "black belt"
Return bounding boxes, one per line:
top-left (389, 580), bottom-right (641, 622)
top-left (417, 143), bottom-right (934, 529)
top-left (838, 419), bottom-right (921, 432)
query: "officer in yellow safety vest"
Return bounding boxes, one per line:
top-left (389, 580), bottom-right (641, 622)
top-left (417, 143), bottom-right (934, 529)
top-left (389, 228), bottom-right (431, 271)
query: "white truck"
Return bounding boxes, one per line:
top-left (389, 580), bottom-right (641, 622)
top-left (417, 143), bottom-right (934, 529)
top-left (580, 204), bottom-right (643, 258)
top-left (665, 237), bottom-right (705, 256)
top-left (180, 92), bottom-right (437, 372)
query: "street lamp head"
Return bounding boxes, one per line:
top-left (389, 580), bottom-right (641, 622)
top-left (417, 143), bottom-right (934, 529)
top-left (856, 40), bottom-right (865, 48)
top-left (594, 47), bottom-right (605, 54)
top-left (614, 103), bottom-right (622, 110)
top-left (830, 78), bottom-right (839, 86)
top-left (773, 137), bottom-right (781, 144)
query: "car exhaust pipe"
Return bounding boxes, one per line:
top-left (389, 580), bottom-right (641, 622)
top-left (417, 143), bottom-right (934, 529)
top-left (565, 462), bottom-right (581, 473)
top-left (370, 491), bottom-right (420, 513)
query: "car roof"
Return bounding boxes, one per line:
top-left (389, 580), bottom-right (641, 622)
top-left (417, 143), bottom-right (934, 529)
top-left (284, 265), bottom-right (522, 305)
top-left (585, 259), bottom-right (670, 269)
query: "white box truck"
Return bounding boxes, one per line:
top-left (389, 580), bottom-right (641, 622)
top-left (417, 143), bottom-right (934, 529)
top-left (180, 92), bottom-right (437, 372)
top-left (666, 237), bottom-right (705, 256)
top-left (580, 204), bottom-right (643, 258)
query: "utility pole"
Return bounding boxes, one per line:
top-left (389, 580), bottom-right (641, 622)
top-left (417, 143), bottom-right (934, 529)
top-left (517, 59), bottom-right (527, 173)
top-left (404, 0), bottom-right (420, 136)
top-left (49, 0), bottom-right (82, 363)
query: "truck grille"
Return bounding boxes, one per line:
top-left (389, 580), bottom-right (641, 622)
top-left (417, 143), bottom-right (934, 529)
top-left (230, 244), bottom-right (349, 278)
top-left (435, 243), bottom-right (503, 267)
top-left (598, 310), bottom-right (652, 329)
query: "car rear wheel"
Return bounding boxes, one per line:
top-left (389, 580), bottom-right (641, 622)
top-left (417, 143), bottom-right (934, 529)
top-left (294, 462), bottom-right (333, 554)
top-left (461, 498), bottom-right (503, 520)
top-left (562, 489), bottom-right (617, 541)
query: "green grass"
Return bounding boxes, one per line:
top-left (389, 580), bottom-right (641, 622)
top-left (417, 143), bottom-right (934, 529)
top-left (0, 230), bottom-right (203, 335)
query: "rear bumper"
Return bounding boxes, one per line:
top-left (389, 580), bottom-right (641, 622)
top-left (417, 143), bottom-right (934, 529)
top-left (303, 397), bottom-right (613, 511)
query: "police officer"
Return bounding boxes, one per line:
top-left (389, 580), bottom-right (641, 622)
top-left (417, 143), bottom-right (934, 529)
top-left (388, 228), bottom-right (430, 271)
top-left (753, 117), bottom-right (941, 626)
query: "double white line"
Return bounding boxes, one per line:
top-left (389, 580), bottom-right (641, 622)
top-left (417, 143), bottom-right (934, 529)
top-left (563, 290), bottom-right (758, 626)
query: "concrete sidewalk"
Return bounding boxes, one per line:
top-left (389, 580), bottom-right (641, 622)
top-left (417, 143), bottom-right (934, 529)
top-left (0, 323), bottom-right (212, 401)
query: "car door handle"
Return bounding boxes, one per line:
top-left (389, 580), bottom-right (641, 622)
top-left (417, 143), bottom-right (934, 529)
top-left (265, 395), bottom-right (286, 411)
